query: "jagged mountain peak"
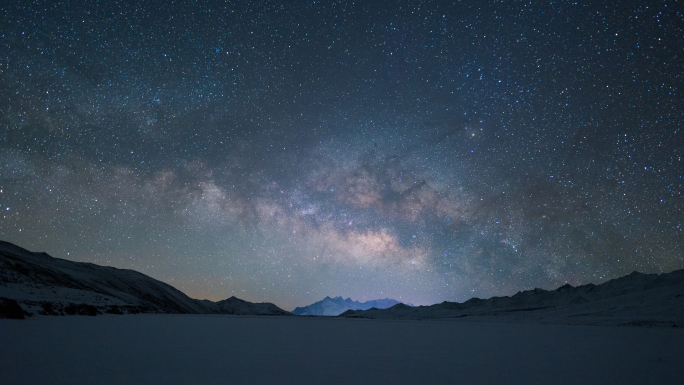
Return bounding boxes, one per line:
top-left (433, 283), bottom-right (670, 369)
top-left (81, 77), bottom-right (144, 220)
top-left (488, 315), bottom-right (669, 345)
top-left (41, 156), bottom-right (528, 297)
top-left (292, 296), bottom-right (409, 316)
top-left (556, 283), bottom-right (574, 291)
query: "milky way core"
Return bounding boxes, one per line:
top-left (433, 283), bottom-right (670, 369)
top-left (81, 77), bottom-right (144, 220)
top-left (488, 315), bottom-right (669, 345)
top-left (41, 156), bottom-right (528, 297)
top-left (1, 0), bottom-right (682, 310)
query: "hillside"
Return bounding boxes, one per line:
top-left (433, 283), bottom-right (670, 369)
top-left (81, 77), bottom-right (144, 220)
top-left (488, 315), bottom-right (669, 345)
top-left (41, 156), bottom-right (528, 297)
top-left (340, 269), bottom-right (684, 327)
top-left (0, 240), bottom-right (290, 318)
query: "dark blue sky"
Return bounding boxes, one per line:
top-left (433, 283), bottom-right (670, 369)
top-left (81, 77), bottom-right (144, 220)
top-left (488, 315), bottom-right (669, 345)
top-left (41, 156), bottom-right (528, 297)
top-left (1, 0), bottom-right (681, 310)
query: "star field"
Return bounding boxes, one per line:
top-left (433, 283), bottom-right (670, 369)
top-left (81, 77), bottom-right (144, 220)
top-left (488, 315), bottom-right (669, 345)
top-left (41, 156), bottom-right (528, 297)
top-left (1, 0), bottom-right (682, 310)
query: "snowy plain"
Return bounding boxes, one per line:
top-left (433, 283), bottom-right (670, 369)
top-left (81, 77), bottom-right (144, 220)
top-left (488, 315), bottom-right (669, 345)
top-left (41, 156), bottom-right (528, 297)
top-left (2, 314), bottom-right (683, 385)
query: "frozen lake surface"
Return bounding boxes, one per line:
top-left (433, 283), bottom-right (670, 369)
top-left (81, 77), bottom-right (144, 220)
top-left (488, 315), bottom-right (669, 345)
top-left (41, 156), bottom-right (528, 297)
top-left (2, 314), bottom-right (683, 384)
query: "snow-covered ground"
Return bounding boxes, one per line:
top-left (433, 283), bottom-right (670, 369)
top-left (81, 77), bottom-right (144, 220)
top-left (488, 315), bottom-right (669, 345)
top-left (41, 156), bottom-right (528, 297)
top-left (2, 314), bottom-right (682, 385)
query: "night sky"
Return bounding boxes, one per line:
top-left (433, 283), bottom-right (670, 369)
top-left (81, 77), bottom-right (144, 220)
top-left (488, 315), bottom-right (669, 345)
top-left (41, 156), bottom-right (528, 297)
top-left (1, 0), bottom-right (682, 311)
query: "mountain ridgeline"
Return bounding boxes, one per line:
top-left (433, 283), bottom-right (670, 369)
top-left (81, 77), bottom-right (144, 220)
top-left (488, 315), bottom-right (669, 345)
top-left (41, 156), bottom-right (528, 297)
top-left (0, 240), bottom-right (290, 318)
top-left (339, 269), bottom-right (684, 327)
top-left (2, 240), bottom-right (682, 327)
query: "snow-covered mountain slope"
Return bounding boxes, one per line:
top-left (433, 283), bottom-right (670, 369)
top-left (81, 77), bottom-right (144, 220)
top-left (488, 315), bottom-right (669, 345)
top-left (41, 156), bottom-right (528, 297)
top-left (0, 240), bottom-right (290, 317)
top-left (292, 296), bottom-right (411, 316)
top-left (340, 270), bottom-right (684, 327)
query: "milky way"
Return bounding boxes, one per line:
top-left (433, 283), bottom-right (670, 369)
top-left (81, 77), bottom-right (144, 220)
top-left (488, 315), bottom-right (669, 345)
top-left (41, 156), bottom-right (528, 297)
top-left (1, 1), bottom-right (682, 310)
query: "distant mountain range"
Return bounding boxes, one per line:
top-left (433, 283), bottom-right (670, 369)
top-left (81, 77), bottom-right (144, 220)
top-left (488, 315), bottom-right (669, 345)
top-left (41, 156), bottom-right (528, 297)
top-left (292, 296), bottom-right (413, 316)
top-left (340, 269), bottom-right (684, 327)
top-left (0, 240), bottom-right (290, 318)
top-left (3, 239), bottom-right (683, 327)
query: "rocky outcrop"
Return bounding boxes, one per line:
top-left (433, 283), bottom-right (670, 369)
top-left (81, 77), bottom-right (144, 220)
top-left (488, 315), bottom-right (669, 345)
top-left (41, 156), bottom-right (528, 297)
top-left (0, 297), bottom-right (27, 319)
